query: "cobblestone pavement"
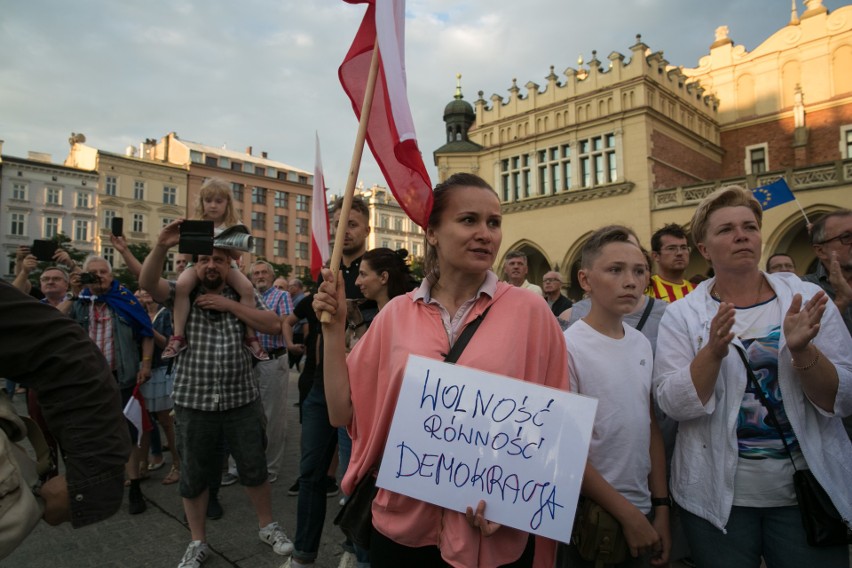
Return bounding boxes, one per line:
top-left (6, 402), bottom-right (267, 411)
top-left (4, 373), bottom-right (351, 568)
top-left (8, 375), bottom-right (845, 568)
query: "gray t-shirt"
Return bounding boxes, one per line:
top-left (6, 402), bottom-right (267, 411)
top-left (563, 296), bottom-right (667, 354)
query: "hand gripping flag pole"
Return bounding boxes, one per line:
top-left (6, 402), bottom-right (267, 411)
top-left (320, 39), bottom-right (380, 323)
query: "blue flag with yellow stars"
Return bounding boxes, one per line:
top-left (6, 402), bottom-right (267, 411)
top-left (752, 178), bottom-right (795, 210)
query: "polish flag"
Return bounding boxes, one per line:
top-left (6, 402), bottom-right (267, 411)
top-left (310, 133), bottom-right (331, 280)
top-left (122, 385), bottom-right (153, 447)
top-left (339, 0), bottom-right (433, 229)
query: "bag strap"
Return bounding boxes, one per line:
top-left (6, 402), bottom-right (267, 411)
top-left (635, 297), bottom-right (654, 332)
top-left (0, 392), bottom-right (52, 477)
top-left (21, 416), bottom-right (52, 477)
top-left (444, 306), bottom-right (492, 364)
top-left (733, 346), bottom-right (798, 471)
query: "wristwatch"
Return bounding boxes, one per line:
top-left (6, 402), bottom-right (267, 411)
top-left (64, 292), bottom-right (76, 302)
top-left (651, 496), bottom-right (672, 508)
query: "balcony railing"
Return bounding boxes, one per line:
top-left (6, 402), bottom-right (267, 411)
top-left (652, 158), bottom-right (852, 210)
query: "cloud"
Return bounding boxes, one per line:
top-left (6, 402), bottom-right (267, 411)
top-left (1, 0), bottom-right (847, 191)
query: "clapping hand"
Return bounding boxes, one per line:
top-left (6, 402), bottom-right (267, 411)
top-left (827, 251), bottom-right (852, 311)
top-left (706, 302), bottom-right (736, 359)
top-left (783, 291), bottom-right (828, 352)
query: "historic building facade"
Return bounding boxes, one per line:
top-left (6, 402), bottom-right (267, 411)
top-left (1, 147), bottom-right (99, 277)
top-left (352, 183), bottom-right (425, 258)
top-left (435, 0), bottom-right (852, 299)
top-left (153, 132), bottom-right (314, 276)
top-left (65, 139), bottom-right (187, 272)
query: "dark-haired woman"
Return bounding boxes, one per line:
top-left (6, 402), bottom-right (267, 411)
top-left (314, 173), bottom-right (568, 568)
top-left (356, 248), bottom-right (417, 311)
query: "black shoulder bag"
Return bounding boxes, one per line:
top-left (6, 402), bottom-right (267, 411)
top-left (734, 346), bottom-right (852, 547)
top-left (334, 306), bottom-right (492, 550)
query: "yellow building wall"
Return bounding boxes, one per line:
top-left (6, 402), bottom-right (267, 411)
top-left (436, 4), bottom-right (852, 298)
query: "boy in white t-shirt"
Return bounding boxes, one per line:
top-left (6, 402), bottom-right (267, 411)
top-left (560, 226), bottom-right (670, 568)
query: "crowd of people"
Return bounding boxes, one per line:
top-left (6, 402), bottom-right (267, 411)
top-left (3, 174), bottom-right (851, 568)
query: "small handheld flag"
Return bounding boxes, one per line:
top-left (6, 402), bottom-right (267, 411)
top-left (123, 385), bottom-right (153, 447)
top-left (310, 134), bottom-right (331, 281)
top-left (752, 178), bottom-right (795, 211)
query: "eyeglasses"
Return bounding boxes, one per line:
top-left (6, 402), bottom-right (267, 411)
top-left (542, 278), bottom-right (561, 283)
top-left (660, 245), bottom-right (691, 254)
top-left (819, 232), bottom-right (852, 246)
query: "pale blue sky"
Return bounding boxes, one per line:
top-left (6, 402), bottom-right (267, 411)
top-left (1, 0), bottom-right (846, 192)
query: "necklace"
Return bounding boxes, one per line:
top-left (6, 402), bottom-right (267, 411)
top-left (712, 275), bottom-right (764, 306)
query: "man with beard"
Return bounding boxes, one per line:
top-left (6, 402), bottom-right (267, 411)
top-left (649, 224), bottom-right (694, 303)
top-left (249, 260), bottom-right (292, 483)
top-left (140, 222), bottom-right (295, 568)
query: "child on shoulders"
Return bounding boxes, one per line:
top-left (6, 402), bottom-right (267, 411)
top-left (162, 178), bottom-right (267, 361)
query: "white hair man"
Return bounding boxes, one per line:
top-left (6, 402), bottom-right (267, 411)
top-left (248, 260), bottom-right (293, 484)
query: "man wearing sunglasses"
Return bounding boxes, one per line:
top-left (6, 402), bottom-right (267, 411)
top-left (805, 209), bottom-right (852, 440)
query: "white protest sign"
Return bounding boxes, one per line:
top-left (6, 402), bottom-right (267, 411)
top-left (376, 354), bottom-right (597, 543)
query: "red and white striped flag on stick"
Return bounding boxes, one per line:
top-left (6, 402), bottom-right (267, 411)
top-left (122, 385), bottom-right (153, 447)
top-left (320, 0), bottom-right (432, 322)
top-left (339, 0), bottom-right (433, 229)
top-left (310, 133), bottom-right (331, 281)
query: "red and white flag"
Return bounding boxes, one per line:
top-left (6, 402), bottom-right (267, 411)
top-left (122, 385), bottom-right (153, 447)
top-left (310, 133), bottom-right (331, 280)
top-left (339, 0), bottom-right (433, 229)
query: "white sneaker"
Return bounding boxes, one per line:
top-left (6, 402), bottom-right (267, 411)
top-left (338, 551), bottom-right (357, 568)
top-left (259, 521), bottom-right (294, 556)
top-left (177, 540), bottom-right (209, 568)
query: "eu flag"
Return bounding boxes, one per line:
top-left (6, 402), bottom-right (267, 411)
top-left (752, 178), bottom-right (795, 210)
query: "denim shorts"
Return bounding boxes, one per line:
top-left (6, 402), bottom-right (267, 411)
top-left (174, 399), bottom-right (268, 498)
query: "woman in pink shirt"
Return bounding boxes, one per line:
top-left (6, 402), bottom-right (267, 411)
top-left (315, 173), bottom-right (569, 568)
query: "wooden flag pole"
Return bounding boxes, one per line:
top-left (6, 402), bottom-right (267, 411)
top-left (321, 38), bottom-right (380, 323)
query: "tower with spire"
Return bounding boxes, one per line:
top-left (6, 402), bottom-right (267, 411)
top-left (435, 74), bottom-right (481, 152)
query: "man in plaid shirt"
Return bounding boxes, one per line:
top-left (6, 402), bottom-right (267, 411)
top-left (140, 221), bottom-right (295, 567)
top-left (249, 260), bottom-right (293, 483)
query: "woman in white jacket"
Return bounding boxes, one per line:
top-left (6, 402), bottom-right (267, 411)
top-left (653, 185), bottom-right (852, 568)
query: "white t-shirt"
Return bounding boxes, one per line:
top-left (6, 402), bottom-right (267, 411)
top-left (564, 319), bottom-right (654, 513)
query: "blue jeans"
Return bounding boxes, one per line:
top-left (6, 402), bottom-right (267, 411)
top-left (338, 426), bottom-right (352, 481)
top-left (680, 505), bottom-right (849, 568)
top-left (294, 384), bottom-right (340, 563)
